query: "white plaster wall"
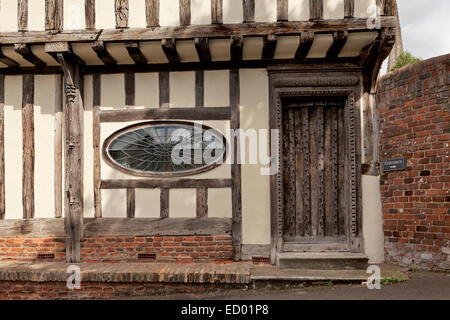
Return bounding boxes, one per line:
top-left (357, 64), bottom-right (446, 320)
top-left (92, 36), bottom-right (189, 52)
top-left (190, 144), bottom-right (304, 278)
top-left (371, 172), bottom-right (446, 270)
top-left (223, 0), bottom-right (243, 24)
top-left (159, 0), bottom-right (180, 26)
top-left (362, 175), bottom-right (385, 263)
top-left (3, 76), bottom-right (22, 219)
top-left (0, 0), bottom-right (18, 32)
top-left (323, 0), bottom-right (344, 20)
top-left (170, 189), bottom-right (196, 217)
top-left (135, 72), bottom-right (159, 108)
top-left (135, 189), bottom-right (160, 217)
top-left (64, 0), bottom-right (86, 30)
top-left (34, 75), bottom-right (56, 218)
top-left (240, 69), bottom-right (271, 245)
top-left (28, 0), bottom-right (45, 31)
top-left (289, 0), bottom-right (309, 22)
top-left (191, 0), bottom-right (211, 25)
top-left (255, 0), bottom-right (277, 22)
top-left (95, 0), bottom-right (115, 29)
top-left (170, 71), bottom-right (195, 107)
top-left (129, 0), bottom-right (147, 28)
top-left (355, 0), bottom-right (377, 18)
top-left (204, 70), bottom-right (229, 107)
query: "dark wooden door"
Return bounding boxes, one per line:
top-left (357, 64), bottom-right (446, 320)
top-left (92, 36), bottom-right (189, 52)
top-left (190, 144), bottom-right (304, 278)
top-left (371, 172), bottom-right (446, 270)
top-left (282, 100), bottom-right (349, 248)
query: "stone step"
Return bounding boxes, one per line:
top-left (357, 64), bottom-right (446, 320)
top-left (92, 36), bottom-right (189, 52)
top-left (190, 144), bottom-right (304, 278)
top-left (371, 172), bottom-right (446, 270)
top-left (278, 252), bottom-right (369, 270)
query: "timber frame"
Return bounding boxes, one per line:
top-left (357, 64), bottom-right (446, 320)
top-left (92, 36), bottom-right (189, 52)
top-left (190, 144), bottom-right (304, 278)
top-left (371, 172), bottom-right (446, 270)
top-left (0, 0), bottom-right (397, 264)
top-left (268, 65), bottom-right (364, 264)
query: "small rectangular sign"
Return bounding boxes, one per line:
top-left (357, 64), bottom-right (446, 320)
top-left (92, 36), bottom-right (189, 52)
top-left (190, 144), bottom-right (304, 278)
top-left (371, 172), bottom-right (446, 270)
top-left (382, 157), bottom-right (406, 172)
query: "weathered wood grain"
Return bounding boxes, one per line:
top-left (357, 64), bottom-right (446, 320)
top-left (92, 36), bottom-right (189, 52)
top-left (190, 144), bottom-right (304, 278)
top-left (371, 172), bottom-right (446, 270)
top-left (45, 0), bottom-right (63, 31)
top-left (93, 73), bottom-right (102, 218)
top-left (230, 36), bottom-right (243, 62)
top-left (295, 32), bottom-right (314, 59)
top-left (14, 44), bottom-right (47, 67)
top-left (0, 75), bottom-right (4, 220)
top-left (310, 0), bottom-right (323, 20)
top-left (294, 109), bottom-right (304, 237)
top-left (0, 47), bottom-right (19, 67)
top-left (159, 71), bottom-right (170, 107)
top-left (101, 179), bottom-right (232, 189)
top-left (18, 0), bottom-right (28, 32)
top-left (277, 0), bottom-right (288, 21)
top-left (195, 70), bottom-right (204, 107)
top-left (230, 68), bottom-right (242, 261)
top-left (125, 72), bottom-right (135, 106)
top-left (211, 0), bottom-right (223, 24)
top-left (115, 0), bottom-right (129, 29)
top-left (195, 38), bottom-right (211, 63)
top-left (22, 74), bottom-right (35, 220)
top-left (180, 0), bottom-right (191, 26)
top-left (160, 188), bottom-right (169, 218)
top-left (92, 41), bottom-right (117, 66)
top-left (344, 0), bottom-right (355, 18)
top-left (85, 0), bottom-right (96, 29)
top-left (127, 188), bottom-right (135, 218)
top-left (146, 0), bottom-right (159, 27)
top-left (243, 0), bottom-right (255, 23)
top-left (161, 38), bottom-right (180, 64)
top-left (125, 41), bottom-right (148, 65)
top-left (54, 74), bottom-right (63, 218)
top-left (326, 31), bottom-right (348, 58)
top-left (196, 188), bottom-right (208, 218)
top-left (262, 34), bottom-right (277, 60)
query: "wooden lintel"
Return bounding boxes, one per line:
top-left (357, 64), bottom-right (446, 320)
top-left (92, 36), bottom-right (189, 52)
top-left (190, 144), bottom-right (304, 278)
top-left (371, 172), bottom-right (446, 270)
top-left (101, 179), bottom-right (232, 189)
top-left (262, 34), bottom-right (277, 60)
top-left (326, 31), bottom-right (348, 59)
top-left (92, 41), bottom-right (117, 66)
top-left (295, 32), bottom-right (314, 59)
top-left (14, 44), bottom-right (47, 67)
top-left (230, 36), bottom-right (243, 62)
top-left (99, 107), bottom-right (231, 122)
top-left (44, 41), bottom-right (71, 54)
top-left (194, 38), bottom-right (211, 63)
top-left (0, 18), bottom-right (396, 45)
top-left (125, 41), bottom-right (148, 65)
top-left (161, 38), bottom-right (180, 64)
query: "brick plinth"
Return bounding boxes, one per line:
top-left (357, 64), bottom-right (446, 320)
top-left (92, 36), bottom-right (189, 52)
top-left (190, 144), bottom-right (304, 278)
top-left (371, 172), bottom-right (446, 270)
top-left (377, 54), bottom-right (450, 270)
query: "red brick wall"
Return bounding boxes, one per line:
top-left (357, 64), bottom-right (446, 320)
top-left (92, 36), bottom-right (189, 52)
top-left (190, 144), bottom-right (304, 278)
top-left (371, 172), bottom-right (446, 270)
top-left (377, 54), bottom-right (450, 270)
top-left (0, 235), bottom-right (232, 263)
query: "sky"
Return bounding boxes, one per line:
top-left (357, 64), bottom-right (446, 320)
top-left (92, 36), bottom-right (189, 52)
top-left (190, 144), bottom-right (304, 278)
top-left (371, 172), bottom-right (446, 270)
top-left (382, 0), bottom-right (450, 73)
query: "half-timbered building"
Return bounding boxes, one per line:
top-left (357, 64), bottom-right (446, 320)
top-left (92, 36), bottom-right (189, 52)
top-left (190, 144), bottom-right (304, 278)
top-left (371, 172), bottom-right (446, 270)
top-left (0, 0), bottom-right (397, 267)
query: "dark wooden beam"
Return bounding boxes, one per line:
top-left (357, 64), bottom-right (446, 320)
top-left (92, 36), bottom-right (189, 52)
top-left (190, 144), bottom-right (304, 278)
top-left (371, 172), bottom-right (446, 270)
top-left (18, 0), bottom-right (28, 32)
top-left (230, 68), bottom-right (242, 261)
top-left (243, 0), bottom-right (255, 23)
top-left (0, 75), bottom-right (4, 220)
top-left (54, 74), bottom-right (63, 218)
top-left (180, 0), bottom-right (191, 26)
top-left (93, 73), bottom-right (102, 218)
top-left (22, 74), bottom-right (35, 220)
top-left (211, 0), bottom-right (223, 24)
top-left (115, 0), bottom-right (129, 29)
top-left (0, 47), bottom-right (19, 67)
top-left (57, 53), bottom-right (84, 263)
top-left (126, 188), bottom-right (135, 218)
top-left (277, 0), bottom-right (288, 21)
top-left (196, 188), bottom-right (208, 218)
top-left (326, 31), bottom-right (348, 58)
top-left (159, 71), bottom-right (170, 107)
top-left (0, 18), bottom-right (396, 44)
top-left (295, 32), bottom-right (314, 59)
top-left (310, 0), bottom-right (323, 20)
top-left (92, 41), bottom-right (117, 66)
top-left (101, 179), bottom-right (232, 189)
top-left (125, 71), bottom-right (135, 106)
top-left (161, 38), bottom-right (180, 64)
top-left (160, 188), bottom-right (169, 218)
top-left (125, 41), bottom-right (148, 65)
top-left (194, 38), bottom-right (211, 63)
top-left (85, 0), bottom-right (96, 29)
top-left (100, 107), bottom-right (231, 122)
top-left (262, 34), bottom-right (277, 60)
top-left (344, 0), bottom-right (355, 18)
top-left (146, 0), bottom-right (159, 27)
top-left (45, 0), bottom-right (63, 31)
top-left (195, 70), bottom-right (204, 107)
top-left (230, 36), bottom-right (243, 62)
top-left (14, 44), bottom-right (47, 67)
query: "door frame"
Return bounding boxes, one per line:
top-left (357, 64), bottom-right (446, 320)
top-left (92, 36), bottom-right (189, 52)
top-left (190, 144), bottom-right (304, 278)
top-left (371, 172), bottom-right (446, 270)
top-left (268, 67), bottom-right (364, 264)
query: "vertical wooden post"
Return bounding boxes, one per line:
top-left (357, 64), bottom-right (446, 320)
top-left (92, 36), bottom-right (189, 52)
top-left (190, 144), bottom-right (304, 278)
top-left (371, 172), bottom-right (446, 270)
top-left (277, 0), bottom-right (288, 21)
top-left (58, 54), bottom-right (84, 263)
top-left (211, 0), bottom-right (223, 24)
top-left (159, 71), bottom-right (170, 108)
top-left (18, 0), bottom-right (28, 31)
top-left (93, 74), bottom-right (102, 218)
top-left (45, 0), bottom-right (63, 31)
top-left (54, 74), bottom-right (63, 218)
top-left (243, 0), bottom-right (255, 23)
top-left (0, 75), bottom-right (5, 220)
top-left (195, 70), bottom-right (204, 108)
top-left (126, 188), bottom-right (135, 218)
top-left (125, 72), bottom-right (135, 107)
top-left (85, 0), bottom-right (96, 29)
top-left (22, 75), bottom-right (34, 220)
top-left (196, 188), bottom-right (208, 218)
top-left (344, 0), bottom-right (355, 18)
top-left (180, 0), bottom-right (191, 26)
top-left (146, 0), bottom-right (159, 27)
top-left (309, 0), bottom-right (323, 20)
top-left (115, 0), bottom-right (129, 29)
top-left (160, 188), bottom-right (169, 218)
top-left (230, 68), bottom-right (242, 261)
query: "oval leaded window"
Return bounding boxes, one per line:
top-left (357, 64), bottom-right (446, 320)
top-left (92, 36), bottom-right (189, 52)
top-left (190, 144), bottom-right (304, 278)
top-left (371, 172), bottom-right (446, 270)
top-left (103, 121), bottom-right (227, 177)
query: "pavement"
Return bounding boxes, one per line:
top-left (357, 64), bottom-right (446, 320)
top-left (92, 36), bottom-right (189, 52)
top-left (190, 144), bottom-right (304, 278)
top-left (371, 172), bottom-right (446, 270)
top-left (148, 270), bottom-right (450, 300)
